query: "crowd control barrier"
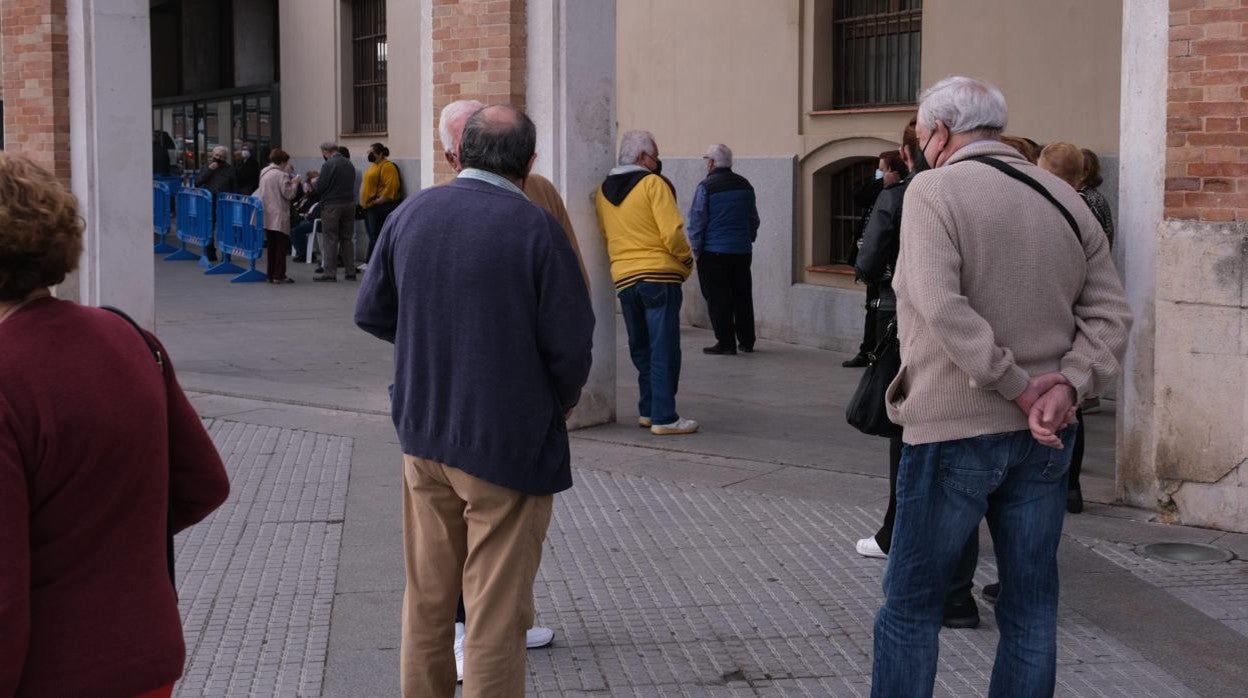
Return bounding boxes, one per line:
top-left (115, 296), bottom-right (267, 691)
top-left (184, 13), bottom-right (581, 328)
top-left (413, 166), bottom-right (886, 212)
top-left (165, 187), bottom-right (214, 267)
top-left (153, 181), bottom-right (176, 254)
top-left (210, 193), bottom-right (267, 283)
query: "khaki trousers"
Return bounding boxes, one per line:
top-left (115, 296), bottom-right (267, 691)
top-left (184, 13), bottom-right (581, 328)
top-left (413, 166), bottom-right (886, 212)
top-left (400, 455), bottom-right (553, 698)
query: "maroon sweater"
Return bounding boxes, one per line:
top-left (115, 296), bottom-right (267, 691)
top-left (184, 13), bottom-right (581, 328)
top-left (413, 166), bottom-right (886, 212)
top-left (0, 298), bottom-right (229, 696)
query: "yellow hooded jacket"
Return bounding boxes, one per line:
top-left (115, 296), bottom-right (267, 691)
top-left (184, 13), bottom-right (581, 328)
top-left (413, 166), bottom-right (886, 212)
top-left (595, 170), bottom-right (694, 291)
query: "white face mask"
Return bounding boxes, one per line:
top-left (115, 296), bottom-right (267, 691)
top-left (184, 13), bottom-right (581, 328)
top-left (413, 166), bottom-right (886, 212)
top-left (874, 169), bottom-right (884, 181)
top-left (242, 150), bottom-right (251, 159)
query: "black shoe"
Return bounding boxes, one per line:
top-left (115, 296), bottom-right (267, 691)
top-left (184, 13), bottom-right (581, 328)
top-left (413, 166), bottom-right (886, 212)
top-left (314, 266), bottom-right (325, 274)
top-left (291, 256), bottom-right (305, 264)
top-left (345, 274), bottom-right (358, 281)
top-left (313, 274), bottom-right (337, 282)
top-left (703, 344), bottom-right (737, 355)
top-left (982, 582), bottom-right (999, 605)
top-left (1067, 486), bottom-right (1084, 514)
top-left (842, 353), bottom-right (870, 368)
top-left (942, 596), bottom-right (980, 629)
top-left (739, 344), bottom-right (755, 353)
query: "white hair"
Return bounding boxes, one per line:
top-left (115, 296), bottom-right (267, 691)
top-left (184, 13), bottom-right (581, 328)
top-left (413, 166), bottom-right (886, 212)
top-left (617, 130), bottom-right (657, 166)
top-left (319, 141), bottom-right (338, 153)
top-left (917, 76), bottom-right (1008, 136)
top-left (211, 145), bottom-right (230, 160)
top-left (706, 143), bottom-right (732, 168)
top-left (439, 99), bottom-right (486, 154)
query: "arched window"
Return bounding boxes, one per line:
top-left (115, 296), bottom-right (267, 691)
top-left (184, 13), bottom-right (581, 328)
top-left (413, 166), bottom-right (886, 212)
top-left (819, 157), bottom-right (878, 267)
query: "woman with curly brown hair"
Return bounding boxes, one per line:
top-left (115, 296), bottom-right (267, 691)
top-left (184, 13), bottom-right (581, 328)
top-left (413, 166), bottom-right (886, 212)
top-left (0, 154), bottom-right (230, 697)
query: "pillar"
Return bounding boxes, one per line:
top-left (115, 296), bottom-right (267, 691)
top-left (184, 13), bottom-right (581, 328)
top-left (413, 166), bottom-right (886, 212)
top-left (526, 0), bottom-right (617, 428)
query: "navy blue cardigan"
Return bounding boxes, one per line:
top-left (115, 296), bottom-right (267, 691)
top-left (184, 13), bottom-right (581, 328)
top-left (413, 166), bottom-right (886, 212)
top-left (354, 178), bottom-right (595, 495)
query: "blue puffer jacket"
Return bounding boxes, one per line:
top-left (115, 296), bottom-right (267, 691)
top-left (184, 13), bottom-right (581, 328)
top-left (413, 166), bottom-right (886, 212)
top-left (687, 167), bottom-right (760, 256)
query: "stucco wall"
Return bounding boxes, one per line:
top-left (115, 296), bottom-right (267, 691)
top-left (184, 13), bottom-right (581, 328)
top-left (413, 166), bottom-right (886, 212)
top-left (278, 0), bottom-right (424, 162)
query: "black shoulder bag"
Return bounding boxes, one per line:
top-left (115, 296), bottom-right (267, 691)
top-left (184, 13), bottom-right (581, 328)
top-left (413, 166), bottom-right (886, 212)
top-left (843, 156), bottom-right (1084, 439)
top-left (102, 306), bottom-right (178, 590)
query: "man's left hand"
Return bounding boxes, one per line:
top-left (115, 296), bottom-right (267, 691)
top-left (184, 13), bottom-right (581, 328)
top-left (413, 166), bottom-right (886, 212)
top-left (1028, 383), bottom-right (1077, 449)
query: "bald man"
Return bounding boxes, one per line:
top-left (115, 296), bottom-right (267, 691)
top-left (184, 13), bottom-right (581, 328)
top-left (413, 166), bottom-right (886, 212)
top-left (439, 99), bottom-right (588, 285)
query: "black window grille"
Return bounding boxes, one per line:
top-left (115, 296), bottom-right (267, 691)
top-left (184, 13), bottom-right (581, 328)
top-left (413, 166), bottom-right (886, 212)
top-left (829, 159), bottom-right (879, 265)
top-left (832, 0), bottom-right (922, 109)
top-left (352, 0), bottom-right (388, 133)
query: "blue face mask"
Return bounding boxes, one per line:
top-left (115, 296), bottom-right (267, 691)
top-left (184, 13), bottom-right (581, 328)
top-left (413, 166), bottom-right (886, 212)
top-left (874, 169), bottom-right (884, 181)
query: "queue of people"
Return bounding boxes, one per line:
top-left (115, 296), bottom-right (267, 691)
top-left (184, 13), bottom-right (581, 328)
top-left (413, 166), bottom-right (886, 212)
top-left (3, 75), bottom-right (1131, 698)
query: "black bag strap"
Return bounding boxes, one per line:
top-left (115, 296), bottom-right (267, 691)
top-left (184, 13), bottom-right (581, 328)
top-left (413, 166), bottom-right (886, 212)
top-left (964, 156), bottom-right (1082, 244)
top-left (867, 319), bottom-right (898, 363)
top-left (101, 306), bottom-right (177, 590)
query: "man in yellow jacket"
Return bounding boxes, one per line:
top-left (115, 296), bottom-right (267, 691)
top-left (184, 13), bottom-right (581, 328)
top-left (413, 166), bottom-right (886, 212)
top-left (595, 130), bottom-right (698, 435)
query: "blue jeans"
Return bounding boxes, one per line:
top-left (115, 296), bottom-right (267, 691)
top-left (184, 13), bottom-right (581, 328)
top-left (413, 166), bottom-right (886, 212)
top-left (871, 427), bottom-right (1076, 698)
top-left (291, 219), bottom-right (314, 259)
top-left (618, 281), bottom-right (683, 425)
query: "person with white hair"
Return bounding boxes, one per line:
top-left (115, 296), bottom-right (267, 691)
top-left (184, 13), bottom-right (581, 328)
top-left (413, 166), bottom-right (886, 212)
top-left (193, 144), bottom-right (240, 262)
top-left (686, 143), bottom-right (760, 355)
top-left (596, 130), bottom-right (698, 435)
top-left (311, 140), bottom-right (359, 281)
top-left (869, 75), bottom-right (1131, 696)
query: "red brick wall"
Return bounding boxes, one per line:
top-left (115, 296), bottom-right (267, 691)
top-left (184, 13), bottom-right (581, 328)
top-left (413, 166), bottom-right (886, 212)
top-left (1165, 0), bottom-right (1248, 220)
top-left (0, 0), bottom-right (71, 184)
top-left (431, 0), bottom-right (526, 183)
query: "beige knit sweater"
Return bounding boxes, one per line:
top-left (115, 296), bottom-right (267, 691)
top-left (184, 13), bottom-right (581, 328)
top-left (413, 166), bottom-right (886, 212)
top-left (886, 141), bottom-right (1132, 445)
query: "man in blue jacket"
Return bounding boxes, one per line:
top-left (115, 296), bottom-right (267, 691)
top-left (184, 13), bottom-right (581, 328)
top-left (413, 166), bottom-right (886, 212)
top-left (688, 144), bottom-right (761, 355)
top-left (354, 104), bottom-right (594, 698)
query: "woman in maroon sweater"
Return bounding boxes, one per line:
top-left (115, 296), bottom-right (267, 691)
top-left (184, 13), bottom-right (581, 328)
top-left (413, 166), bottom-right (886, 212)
top-left (0, 154), bottom-right (230, 697)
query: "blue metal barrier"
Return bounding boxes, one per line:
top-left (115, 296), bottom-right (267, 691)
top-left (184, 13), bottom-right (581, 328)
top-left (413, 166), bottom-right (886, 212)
top-left (166, 187), bottom-right (214, 266)
top-left (155, 174), bottom-right (183, 199)
top-left (210, 193), bottom-right (267, 283)
top-left (153, 181), bottom-right (176, 254)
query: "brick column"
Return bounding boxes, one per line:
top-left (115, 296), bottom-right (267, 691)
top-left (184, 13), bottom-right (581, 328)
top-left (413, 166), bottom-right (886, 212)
top-left (430, 0), bottom-right (526, 182)
top-left (0, 0), bottom-right (71, 183)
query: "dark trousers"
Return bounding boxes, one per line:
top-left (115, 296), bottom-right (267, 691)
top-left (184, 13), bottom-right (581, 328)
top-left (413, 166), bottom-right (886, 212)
top-left (1069, 409), bottom-right (1085, 492)
top-left (365, 200), bottom-right (400, 261)
top-left (859, 283), bottom-right (881, 355)
top-left (264, 230), bottom-right (290, 280)
top-left (619, 281), bottom-right (684, 425)
top-left (319, 202), bottom-right (356, 276)
top-left (291, 219), bottom-right (314, 260)
top-left (697, 251), bottom-right (755, 349)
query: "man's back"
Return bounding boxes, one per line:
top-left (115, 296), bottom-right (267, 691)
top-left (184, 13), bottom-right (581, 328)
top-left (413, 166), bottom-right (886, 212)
top-left (316, 154), bottom-right (356, 205)
top-left (355, 178), bottom-right (594, 495)
top-left (595, 171), bottom-right (693, 290)
top-left (697, 168), bottom-right (759, 255)
top-left (890, 141), bottom-right (1130, 444)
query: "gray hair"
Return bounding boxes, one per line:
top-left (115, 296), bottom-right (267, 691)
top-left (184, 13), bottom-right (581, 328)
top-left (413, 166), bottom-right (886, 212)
top-left (319, 141), bottom-right (338, 153)
top-left (705, 143), bottom-right (732, 168)
top-left (917, 76), bottom-right (1008, 137)
top-left (439, 99), bottom-right (486, 154)
top-left (211, 145), bottom-right (230, 160)
top-left (617, 130), bottom-right (657, 166)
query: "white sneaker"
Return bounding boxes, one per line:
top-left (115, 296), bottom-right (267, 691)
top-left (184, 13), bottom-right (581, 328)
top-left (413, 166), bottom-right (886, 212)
top-left (855, 536), bottom-right (887, 559)
top-left (454, 621), bottom-right (465, 683)
top-left (650, 417), bottom-right (699, 435)
top-left (526, 625), bottom-right (555, 649)
top-left (356, 262), bottom-right (368, 272)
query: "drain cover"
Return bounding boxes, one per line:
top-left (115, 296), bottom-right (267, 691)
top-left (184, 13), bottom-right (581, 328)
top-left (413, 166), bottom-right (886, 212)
top-left (1141, 542), bottom-right (1234, 564)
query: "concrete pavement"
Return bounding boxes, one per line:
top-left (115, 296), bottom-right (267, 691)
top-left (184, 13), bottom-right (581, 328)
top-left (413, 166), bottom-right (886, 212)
top-left (154, 259), bottom-right (1248, 696)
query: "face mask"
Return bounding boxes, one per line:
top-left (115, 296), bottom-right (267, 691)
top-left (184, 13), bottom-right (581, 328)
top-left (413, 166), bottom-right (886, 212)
top-left (874, 169), bottom-right (884, 181)
top-left (915, 128), bottom-right (944, 173)
top-left (241, 150), bottom-right (251, 159)
top-left (652, 158), bottom-right (663, 176)
top-left (367, 153), bottom-right (376, 163)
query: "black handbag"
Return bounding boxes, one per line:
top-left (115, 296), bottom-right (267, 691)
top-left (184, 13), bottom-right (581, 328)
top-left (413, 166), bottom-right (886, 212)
top-left (845, 319), bottom-right (903, 438)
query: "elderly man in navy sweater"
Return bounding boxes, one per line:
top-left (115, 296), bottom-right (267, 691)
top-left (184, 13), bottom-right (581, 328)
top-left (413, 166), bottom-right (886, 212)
top-left (355, 105), bottom-right (594, 698)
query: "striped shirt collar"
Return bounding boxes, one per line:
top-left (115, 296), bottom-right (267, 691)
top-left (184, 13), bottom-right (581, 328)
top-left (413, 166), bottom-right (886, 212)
top-left (457, 168), bottom-right (527, 198)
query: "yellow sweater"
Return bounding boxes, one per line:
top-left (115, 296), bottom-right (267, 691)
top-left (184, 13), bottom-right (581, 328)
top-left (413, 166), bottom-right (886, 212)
top-left (360, 160), bottom-right (401, 207)
top-left (595, 173), bottom-right (693, 290)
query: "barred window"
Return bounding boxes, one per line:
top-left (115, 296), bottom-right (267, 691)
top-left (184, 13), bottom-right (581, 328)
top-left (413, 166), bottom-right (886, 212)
top-left (352, 0), bottom-right (388, 134)
top-left (832, 0), bottom-right (922, 109)
top-left (829, 159), bottom-right (878, 266)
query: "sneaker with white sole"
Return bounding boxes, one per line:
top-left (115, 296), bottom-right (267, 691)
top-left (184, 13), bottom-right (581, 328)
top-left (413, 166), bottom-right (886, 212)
top-left (855, 536), bottom-right (887, 559)
top-left (526, 625), bottom-right (555, 649)
top-left (454, 622), bottom-right (465, 683)
top-left (651, 417), bottom-right (698, 435)
top-left (637, 417), bottom-right (652, 428)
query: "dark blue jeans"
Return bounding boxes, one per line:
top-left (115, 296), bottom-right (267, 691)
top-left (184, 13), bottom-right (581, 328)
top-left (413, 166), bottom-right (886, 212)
top-left (872, 427), bottom-right (1076, 698)
top-left (618, 281), bottom-right (683, 425)
top-left (291, 219), bottom-right (314, 260)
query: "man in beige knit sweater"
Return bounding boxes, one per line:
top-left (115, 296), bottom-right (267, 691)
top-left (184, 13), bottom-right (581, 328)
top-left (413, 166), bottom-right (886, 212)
top-left (870, 77), bottom-right (1131, 698)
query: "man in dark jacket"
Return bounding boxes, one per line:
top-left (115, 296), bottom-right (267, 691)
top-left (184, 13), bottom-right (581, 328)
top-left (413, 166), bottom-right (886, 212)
top-left (235, 142), bottom-right (260, 194)
top-left (354, 105), bottom-right (593, 697)
top-left (194, 145), bottom-right (238, 262)
top-left (688, 144), bottom-right (761, 355)
top-left (312, 141), bottom-right (359, 281)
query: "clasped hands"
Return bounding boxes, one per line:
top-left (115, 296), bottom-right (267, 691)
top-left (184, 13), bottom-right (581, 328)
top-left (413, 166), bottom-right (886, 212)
top-left (1013, 372), bottom-right (1078, 449)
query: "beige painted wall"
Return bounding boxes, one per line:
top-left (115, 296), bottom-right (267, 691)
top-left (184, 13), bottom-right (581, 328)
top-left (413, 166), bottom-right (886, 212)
top-left (277, 0), bottom-right (422, 159)
top-left (922, 0), bottom-right (1122, 153)
top-left (615, 0), bottom-right (802, 158)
